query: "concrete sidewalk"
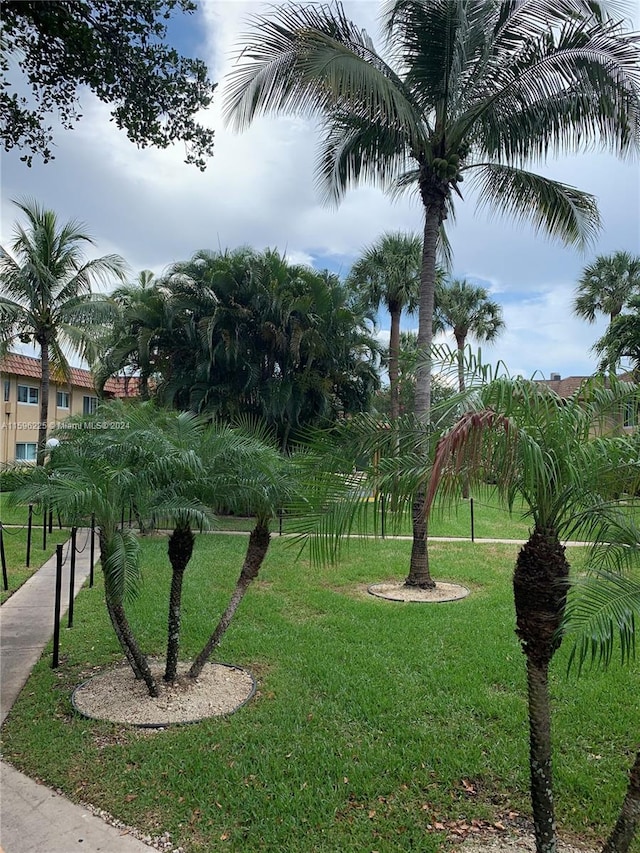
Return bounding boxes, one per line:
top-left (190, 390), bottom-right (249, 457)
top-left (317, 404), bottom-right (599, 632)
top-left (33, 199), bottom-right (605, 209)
top-left (1, 529), bottom-right (156, 853)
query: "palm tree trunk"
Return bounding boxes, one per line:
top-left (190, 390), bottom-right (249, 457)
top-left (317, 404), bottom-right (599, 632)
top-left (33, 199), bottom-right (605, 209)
top-left (456, 333), bottom-right (470, 498)
top-left (110, 600), bottom-right (158, 697)
top-left (389, 305), bottom-right (401, 421)
top-left (525, 658), bottom-right (557, 853)
top-left (406, 199), bottom-right (443, 587)
top-left (603, 751), bottom-right (640, 853)
top-left (189, 521), bottom-right (270, 679)
top-left (513, 528), bottom-right (570, 853)
top-left (164, 522), bottom-right (195, 682)
top-left (105, 596), bottom-right (143, 679)
top-left (37, 338), bottom-right (50, 466)
top-left (405, 504), bottom-right (435, 588)
top-left (99, 529), bottom-right (157, 696)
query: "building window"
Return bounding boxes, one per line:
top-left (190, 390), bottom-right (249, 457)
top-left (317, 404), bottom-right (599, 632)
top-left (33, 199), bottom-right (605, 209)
top-left (83, 395), bottom-right (98, 415)
top-left (3, 379), bottom-right (9, 402)
top-left (17, 385), bottom-right (39, 405)
top-left (16, 442), bottom-right (37, 462)
top-left (57, 391), bottom-right (70, 409)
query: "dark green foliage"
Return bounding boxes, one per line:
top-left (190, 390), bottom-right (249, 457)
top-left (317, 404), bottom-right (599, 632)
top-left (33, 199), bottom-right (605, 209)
top-left (1, 1), bottom-right (216, 168)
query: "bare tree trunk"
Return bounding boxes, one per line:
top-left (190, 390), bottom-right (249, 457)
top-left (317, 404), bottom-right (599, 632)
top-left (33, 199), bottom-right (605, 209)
top-left (189, 522), bottom-right (270, 679)
top-left (603, 751), bottom-right (640, 853)
top-left (164, 523), bottom-right (194, 682)
top-left (37, 338), bottom-right (50, 466)
top-left (406, 201), bottom-right (442, 587)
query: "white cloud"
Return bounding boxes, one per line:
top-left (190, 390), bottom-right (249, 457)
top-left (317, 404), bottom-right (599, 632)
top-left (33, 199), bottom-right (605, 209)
top-left (1, 0), bottom-right (638, 381)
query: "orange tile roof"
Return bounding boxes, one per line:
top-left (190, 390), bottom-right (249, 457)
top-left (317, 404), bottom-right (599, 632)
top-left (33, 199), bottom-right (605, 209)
top-left (0, 352), bottom-right (138, 397)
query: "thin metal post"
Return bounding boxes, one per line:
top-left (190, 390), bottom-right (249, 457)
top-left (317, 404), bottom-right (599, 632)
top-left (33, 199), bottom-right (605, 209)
top-left (48, 509), bottom-right (53, 534)
top-left (89, 513), bottom-right (95, 588)
top-left (26, 504), bottom-right (33, 567)
top-left (470, 497), bottom-right (475, 543)
top-left (279, 510), bottom-right (283, 537)
top-left (67, 527), bottom-right (77, 628)
top-left (381, 494), bottom-right (386, 539)
top-left (42, 504), bottom-right (47, 550)
top-left (52, 544), bottom-right (63, 668)
top-left (120, 507), bottom-right (125, 531)
top-left (0, 523), bottom-right (8, 591)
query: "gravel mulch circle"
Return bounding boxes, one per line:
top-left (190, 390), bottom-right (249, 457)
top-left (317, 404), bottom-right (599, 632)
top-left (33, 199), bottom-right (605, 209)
top-left (457, 834), bottom-right (598, 852)
top-left (72, 660), bottom-right (256, 727)
top-left (368, 580), bottom-right (470, 602)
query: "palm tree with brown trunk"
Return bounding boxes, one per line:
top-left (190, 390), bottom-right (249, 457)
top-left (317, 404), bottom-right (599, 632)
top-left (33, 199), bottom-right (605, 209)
top-left (347, 232), bottom-right (423, 421)
top-left (0, 198), bottom-right (126, 464)
top-left (189, 423), bottom-right (295, 679)
top-left (434, 278), bottom-right (505, 394)
top-left (426, 375), bottom-right (640, 853)
top-left (224, 0), bottom-right (640, 589)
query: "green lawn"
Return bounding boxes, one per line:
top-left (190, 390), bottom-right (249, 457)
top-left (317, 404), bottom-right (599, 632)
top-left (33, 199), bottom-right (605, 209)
top-left (0, 526), bottom-right (70, 604)
top-left (1, 533), bottom-right (637, 853)
top-left (219, 490), bottom-right (534, 541)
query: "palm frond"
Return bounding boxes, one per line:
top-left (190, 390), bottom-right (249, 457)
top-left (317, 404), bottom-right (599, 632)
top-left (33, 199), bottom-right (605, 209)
top-left (465, 163), bottom-right (601, 249)
top-left (564, 569), bottom-right (640, 673)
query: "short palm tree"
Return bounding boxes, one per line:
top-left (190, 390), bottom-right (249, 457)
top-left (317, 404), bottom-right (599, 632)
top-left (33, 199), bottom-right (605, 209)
top-left (434, 278), bottom-right (504, 393)
top-left (11, 432), bottom-right (161, 695)
top-left (426, 375), bottom-right (640, 853)
top-left (574, 251), bottom-right (640, 325)
top-left (347, 232), bottom-right (423, 420)
top-left (0, 198), bottom-right (127, 463)
top-left (188, 420), bottom-right (298, 679)
top-left (225, 0), bottom-right (640, 587)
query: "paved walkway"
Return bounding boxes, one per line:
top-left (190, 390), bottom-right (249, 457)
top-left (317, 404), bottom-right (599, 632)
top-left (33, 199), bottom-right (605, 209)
top-left (0, 529), bottom-right (156, 853)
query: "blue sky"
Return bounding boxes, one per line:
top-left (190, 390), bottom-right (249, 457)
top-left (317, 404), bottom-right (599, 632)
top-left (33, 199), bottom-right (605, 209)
top-left (1, 1), bottom-right (639, 381)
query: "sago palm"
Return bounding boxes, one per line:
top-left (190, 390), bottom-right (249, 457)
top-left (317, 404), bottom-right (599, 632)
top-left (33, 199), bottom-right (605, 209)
top-left (426, 375), bottom-right (640, 853)
top-left (0, 198), bottom-right (127, 463)
top-left (225, 0), bottom-right (640, 587)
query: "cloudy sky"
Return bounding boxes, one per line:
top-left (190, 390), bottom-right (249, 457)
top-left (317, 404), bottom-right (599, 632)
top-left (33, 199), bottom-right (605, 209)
top-left (1, 0), bottom-right (639, 380)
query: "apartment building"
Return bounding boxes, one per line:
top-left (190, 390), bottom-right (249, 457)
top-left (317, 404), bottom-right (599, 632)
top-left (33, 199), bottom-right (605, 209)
top-left (1, 352), bottom-right (137, 465)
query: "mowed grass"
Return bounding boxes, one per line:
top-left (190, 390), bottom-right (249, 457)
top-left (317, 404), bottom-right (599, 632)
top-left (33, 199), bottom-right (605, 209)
top-left (0, 525), bottom-right (70, 604)
top-left (1, 533), bottom-right (638, 853)
top-left (221, 490), bottom-right (534, 541)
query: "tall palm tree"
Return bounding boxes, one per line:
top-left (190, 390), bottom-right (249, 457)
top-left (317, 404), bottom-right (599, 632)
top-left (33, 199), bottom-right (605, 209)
top-left (434, 278), bottom-right (504, 393)
top-left (0, 198), bottom-right (127, 463)
top-left (224, 0), bottom-right (640, 587)
top-left (348, 232), bottom-right (422, 420)
top-left (94, 270), bottom-right (170, 401)
top-left (594, 294), bottom-right (640, 377)
top-left (426, 375), bottom-right (640, 853)
top-left (574, 250), bottom-right (640, 325)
